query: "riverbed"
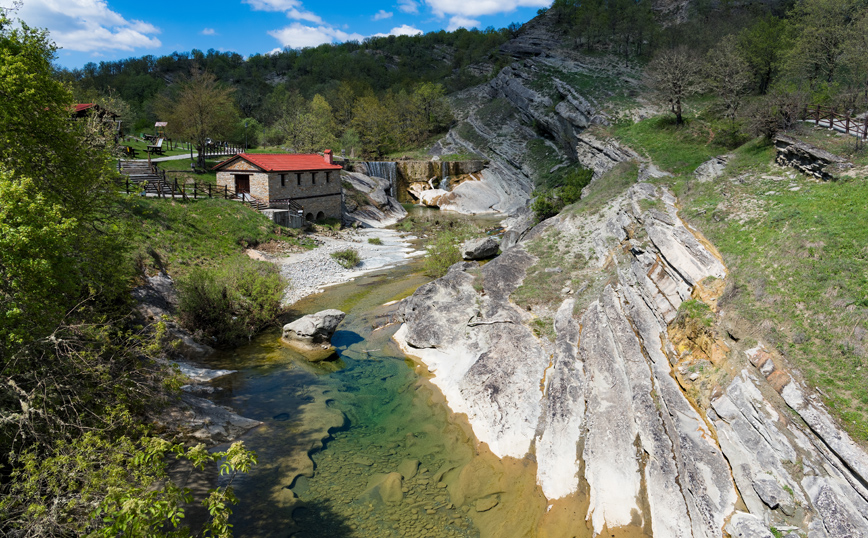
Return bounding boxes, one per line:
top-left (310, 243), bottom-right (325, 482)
top-left (202, 260), bottom-right (486, 537)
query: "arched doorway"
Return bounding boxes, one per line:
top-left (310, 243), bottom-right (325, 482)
top-left (305, 213), bottom-right (314, 222)
top-left (316, 211), bottom-right (325, 221)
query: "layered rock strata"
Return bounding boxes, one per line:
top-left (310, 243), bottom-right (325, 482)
top-left (394, 181), bottom-right (868, 536)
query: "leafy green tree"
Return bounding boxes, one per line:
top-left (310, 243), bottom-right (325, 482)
top-left (352, 94), bottom-right (395, 155)
top-left (0, 16), bottom-right (126, 351)
top-left (157, 70), bottom-right (240, 168)
top-left (738, 16), bottom-right (789, 94)
top-left (785, 0), bottom-right (863, 88)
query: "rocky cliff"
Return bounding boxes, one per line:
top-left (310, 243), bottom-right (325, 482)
top-left (393, 177), bottom-right (868, 537)
top-left (429, 9), bottom-right (643, 216)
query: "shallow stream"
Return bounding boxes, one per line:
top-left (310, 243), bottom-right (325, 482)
top-left (204, 262), bottom-right (482, 538)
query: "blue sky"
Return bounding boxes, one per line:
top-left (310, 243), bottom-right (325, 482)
top-left (7, 0), bottom-right (551, 69)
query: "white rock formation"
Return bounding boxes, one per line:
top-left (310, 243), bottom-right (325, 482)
top-left (394, 180), bottom-right (868, 537)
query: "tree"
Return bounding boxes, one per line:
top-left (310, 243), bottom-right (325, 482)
top-left (706, 35), bottom-right (752, 125)
top-left (645, 46), bottom-right (704, 126)
top-left (785, 0), bottom-right (862, 89)
top-left (0, 16), bottom-right (126, 350)
top-left (157, 70), bottom-right (239, 168)
top-left (738, 16), bottom-right (789, 94)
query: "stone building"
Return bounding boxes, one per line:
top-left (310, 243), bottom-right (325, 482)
top-left (213, 151), bottom-right (343, 221)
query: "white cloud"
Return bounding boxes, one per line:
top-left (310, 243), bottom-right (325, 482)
top-left (397, 0), bottom-right (419, 13)
top-left (16, 0), bottom-right (160, 52)
top-left (244, 0), bottom-right (322, 23)
top-left (372, 9), bottom-right (393, 21)
top-left (373, 24), bottom-right (422, 37)
top-left (269, 22), bottom-right (364, 49)
top-left (446, 15), bottom-right (479, 30)
top-left (201, 28), bottom-right (217, 35)
top-left (426, 0), bottom-right (549, 18)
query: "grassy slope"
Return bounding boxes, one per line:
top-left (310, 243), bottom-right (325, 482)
top-left (611, 116), bottom-right (868, 441)
top-left (119, 196), bottom-right (311, 279)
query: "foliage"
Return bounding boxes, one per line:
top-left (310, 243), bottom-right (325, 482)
top-left (367, 237), bottom-right (383, 245)
top-left (532, 167), bottom-right (593, 222)
top-left (738, 16), bottom-right (790, 94)
top-left (122, 197), bottom-right (308, 279)
top-left (156, 71), bottom-right (240, 168)
top-left (675, 299), bottom-right (714, 328)
top-left (423, 230), bottom-right (464, 278)
top-left (0, 15), bottom-right (128, 355)
top-left (177, 257), bottom-right (286, 347)
top-left (331, 248), bottom-right (361, 269)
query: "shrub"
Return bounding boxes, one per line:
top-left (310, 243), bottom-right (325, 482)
top-left (423, 230), bottom-right (463, 277)
top-left (331, 248), bottom-right (361, 268)
top-left (367, 237), bottom-right (383, 245)
top-left (177, 257), bottom-right (285, 347)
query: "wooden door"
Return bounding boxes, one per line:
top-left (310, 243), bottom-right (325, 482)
top-left (234, 174), bottom-right (250, 194)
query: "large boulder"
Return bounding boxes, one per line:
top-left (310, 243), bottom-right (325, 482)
top-left (282, 310), bottom-right (345, 360)
top-left (462, 236), bottom-right (500, 260)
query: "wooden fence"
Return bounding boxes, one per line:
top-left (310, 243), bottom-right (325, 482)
top-left (804, 104), bottom-right (868, 139)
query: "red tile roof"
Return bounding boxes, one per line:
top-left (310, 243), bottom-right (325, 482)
top-left (213, 153), bottom-right (342, 172)
top-left (73, 103), bottom-right (96, 113)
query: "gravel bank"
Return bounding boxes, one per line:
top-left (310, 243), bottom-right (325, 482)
top-left (256, 228), bottom-right (423, 306)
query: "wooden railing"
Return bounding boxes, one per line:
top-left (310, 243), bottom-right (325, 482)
top-left (198, 143), bottom-right (244, 159)
top-left (804, 104), bottom-right (868, 139)
top-left (123, 176), bottom-right (303, 215)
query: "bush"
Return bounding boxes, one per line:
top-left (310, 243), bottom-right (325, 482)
top-left (423, 230), bottom-right (463, 277)
top-left (331, 248), bottom-right (361, 268)
top-left (367, 237), bottom-right (383, 245)
top-left (532, 167), bottom-right (593, 222)
top-left (177, 257), bottom-right (285, 347)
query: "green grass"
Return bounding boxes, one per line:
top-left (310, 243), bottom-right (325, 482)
top-left (155, 157), bottom-right (223, 184)
top-left (121, 137), bottom-right (192, 158)
top-left (612, 116), bottom-right (721, 179)
top-left (120, 197), bottom-right (311, 279)
top-left (367, 237), bottom-right (383, 245)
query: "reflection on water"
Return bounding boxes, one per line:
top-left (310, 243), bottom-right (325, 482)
top-left (203, 262), bottom-right (480, 538)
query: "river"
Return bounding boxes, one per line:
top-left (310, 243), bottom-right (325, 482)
top-left (204, 252), bottom-right (483, 537)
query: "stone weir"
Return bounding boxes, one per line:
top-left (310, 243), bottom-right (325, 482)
top-left (350, 160), bottom-right (486, 204)
top-left (393, 181), bottom-right (868, 537)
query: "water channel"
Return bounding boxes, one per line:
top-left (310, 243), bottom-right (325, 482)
top-left (203, 251), bottom-right (483, 537)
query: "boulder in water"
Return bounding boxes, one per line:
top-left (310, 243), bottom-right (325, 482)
top-left (461, 236), bottom-right (500, 260)
top-left (282, 309), bottom-right (345, 361)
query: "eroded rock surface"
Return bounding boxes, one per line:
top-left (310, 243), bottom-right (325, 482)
top-left (342, 171), bottom-right (408, 228)
top-left (394, 180), bottom-right (868, 537)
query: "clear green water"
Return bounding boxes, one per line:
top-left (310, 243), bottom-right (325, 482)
top-left (205, 262), bottom-right (481, 538)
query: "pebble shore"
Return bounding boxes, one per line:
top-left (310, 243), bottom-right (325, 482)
top-left (260, 228), bottom-right (424, 306)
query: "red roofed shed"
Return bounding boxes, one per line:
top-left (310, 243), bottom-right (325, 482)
top-left (212, 152), bottom-right (343, 221)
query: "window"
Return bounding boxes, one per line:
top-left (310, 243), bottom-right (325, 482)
top-left (325, 171), bottom-right (330, 184)
top-left (296, 173), bottom-right (301, 186)
top-left (280, 173), bottom-right (285, 187)
top-left (312, 173), bottom-right (316, 185)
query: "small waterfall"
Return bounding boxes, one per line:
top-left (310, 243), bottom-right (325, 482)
top-left (366, 161), bottom-right (397, 198)
top-left (438, 162), bottom-right (447, 190)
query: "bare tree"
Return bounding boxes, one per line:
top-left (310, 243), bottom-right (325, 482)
top-left (645, 46), bottom-right (704, 126)
top-left (706, 35), bottom-right (753, 126)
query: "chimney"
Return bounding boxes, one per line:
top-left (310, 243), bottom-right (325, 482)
top-left (324, 149), bottom-right (332, 164)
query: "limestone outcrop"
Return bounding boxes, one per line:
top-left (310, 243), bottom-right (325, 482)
top-left (461, 236), bottom-right (500, 260)
top-left (342, 171), bottom-right (407, 228)
top-left (774, 134), bottom-right (849, 180)
top-left (394, 180), bottom-right (868, 537)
